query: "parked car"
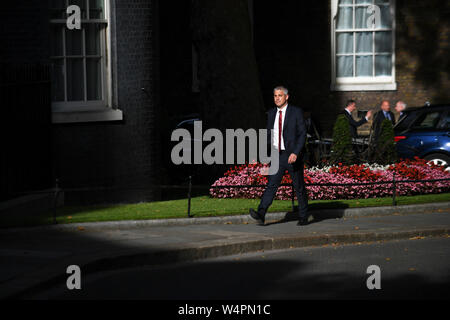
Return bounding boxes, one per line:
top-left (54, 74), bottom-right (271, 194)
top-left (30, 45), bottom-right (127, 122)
top-left (394, 104), bottom-right (450, 170)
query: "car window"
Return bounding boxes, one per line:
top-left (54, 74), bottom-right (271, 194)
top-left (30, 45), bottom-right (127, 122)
top-left (442, 113), bottom-right (450, 129)
top-left (395, 109), bottom-right (423, 132)
top-left (395, 113), bottom-right (416, 132)
top-left (411, 111), bottom-right (442, 130)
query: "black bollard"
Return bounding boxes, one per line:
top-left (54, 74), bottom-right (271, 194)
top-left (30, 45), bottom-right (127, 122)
top-left (187, 176), bottom-right (192, 218)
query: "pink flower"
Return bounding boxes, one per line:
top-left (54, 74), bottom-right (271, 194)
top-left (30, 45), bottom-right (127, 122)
top-left (209, 160), bottom-right (450, 200)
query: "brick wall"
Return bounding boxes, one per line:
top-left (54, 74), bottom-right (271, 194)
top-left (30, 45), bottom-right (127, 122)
top-left (52, 0), bottom-right (160, 204)
top-left (0, 2), bottom-right (50, 64)
top-left (254, 1), bottom-right (450, 137)
top-left (1, 1), bottom-right (159, 205)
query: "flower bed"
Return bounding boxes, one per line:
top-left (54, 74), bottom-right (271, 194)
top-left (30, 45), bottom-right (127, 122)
top-left (209, 158), bottom-right (450, 200)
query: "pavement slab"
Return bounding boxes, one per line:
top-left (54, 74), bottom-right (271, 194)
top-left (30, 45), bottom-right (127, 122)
top-left (0, 206), bottom-right (449, 299)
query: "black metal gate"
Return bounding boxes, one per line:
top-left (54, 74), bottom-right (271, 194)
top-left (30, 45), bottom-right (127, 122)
top-left (0, 63), bottom-right (53, 201)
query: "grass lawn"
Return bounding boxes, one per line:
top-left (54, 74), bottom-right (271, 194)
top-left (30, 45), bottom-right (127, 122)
top-left (1, 193), bottom-right (449, 229)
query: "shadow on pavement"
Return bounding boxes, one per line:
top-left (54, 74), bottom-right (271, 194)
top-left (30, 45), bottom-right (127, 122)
top-left (265, 202), bottom-right (348, 226)
top-left (27, 257), bottom-right (450, 300)
top-left (0, 211), bottom-right (447, 300)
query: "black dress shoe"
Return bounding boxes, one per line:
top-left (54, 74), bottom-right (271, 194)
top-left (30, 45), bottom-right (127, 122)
top-left (249, 208), bottom-right (265, 225)
top-left (297, 216), bottom-right (309, 226)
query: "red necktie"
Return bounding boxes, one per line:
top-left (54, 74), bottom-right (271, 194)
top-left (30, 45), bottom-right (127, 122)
top-left (278, 110), bottom-right (283, 152)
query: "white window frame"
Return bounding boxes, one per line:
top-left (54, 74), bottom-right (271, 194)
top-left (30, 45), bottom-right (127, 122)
top-left (50, 0), bottom-right (122, 123)
top-left (331, 0), bottom-right (397, 92)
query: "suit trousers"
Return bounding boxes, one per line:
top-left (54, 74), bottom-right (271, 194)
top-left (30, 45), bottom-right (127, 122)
top-left (258, 151), bottom-right (308, 218)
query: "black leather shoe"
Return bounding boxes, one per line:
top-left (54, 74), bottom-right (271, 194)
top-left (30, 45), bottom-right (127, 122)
top-left (297, 216), bottom-right (309, 226)
top-left (249, 208), bottom-right (265, 225)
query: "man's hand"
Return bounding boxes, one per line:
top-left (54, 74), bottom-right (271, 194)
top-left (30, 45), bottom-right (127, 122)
top-left (366, 110), bottom-right (373, 119)
top-left (259, 167), bottom-right (270, 176)
top-left (288, 153), bottom-right (297, 164)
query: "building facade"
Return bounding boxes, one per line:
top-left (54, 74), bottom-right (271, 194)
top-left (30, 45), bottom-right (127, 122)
top-left (253, 0), bottom-right (449, 136)
top-left (2, 0), bottom-right (160, 204)
top-left (1, 0), bottom-right (448, 205)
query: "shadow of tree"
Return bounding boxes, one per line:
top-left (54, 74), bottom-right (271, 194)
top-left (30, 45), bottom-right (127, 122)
top-left (27, 253), bottom-right (450, 300)
top-left (396, 0), bottom-right (450, 102)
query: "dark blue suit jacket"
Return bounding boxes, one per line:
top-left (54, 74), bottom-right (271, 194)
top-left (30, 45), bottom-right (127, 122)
top-left (267, 105), bottom-right (307, 158)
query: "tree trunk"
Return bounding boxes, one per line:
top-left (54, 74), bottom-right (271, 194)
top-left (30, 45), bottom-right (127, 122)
top-left (191, 0), bottom-right (265, 131)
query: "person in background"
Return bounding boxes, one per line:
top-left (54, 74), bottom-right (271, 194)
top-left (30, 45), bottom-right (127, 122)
top-left (395, 101), bottom-right (407, 123)
top-left (372, 100), bottom-right (396, 141)
top-left (342, 100), bottom-right (373, 139)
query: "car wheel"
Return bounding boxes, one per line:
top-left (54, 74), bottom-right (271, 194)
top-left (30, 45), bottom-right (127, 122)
top-left (424, 154), bottom-right (450, 172)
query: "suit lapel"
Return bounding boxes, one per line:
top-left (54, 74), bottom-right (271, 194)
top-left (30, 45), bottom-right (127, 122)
top-left (283, 105), bottom-right (291, 136)
top-left (388, 112), bottom-right (395, 125)
top-left (268, 108), bottom-right (276, 129)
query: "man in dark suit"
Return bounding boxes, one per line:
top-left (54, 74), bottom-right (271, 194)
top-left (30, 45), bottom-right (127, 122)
top-left (250, 86), bottom-right (309, 226)
top-left (394, 101), bottom-right (407, 123)
top-left (342, 100), bottom-right (373, 139)
top-left (373, 100), bottom-right (396, 140)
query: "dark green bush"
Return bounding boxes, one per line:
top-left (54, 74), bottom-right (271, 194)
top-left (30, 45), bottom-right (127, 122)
top-left (371, 119), bottom-right (398, 165)
top-left (330, 115), bottom-right (354, 165)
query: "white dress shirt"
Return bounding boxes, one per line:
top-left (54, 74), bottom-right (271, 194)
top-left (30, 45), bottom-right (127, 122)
top-left (273, 104), bottom-right (288, 151)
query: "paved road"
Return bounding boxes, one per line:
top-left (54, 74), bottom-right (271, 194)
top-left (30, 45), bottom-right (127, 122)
top-left (29, 236), bottom-right (450, 300)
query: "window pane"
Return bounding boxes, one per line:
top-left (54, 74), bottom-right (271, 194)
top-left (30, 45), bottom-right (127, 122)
top-left (65, 29), bottom-right (83, 55)
top-left (337, 56), bottom-right (353, 77)
top-left (51, 59), bottom-right (65, 101)
top-left (89, 0), bottom-right (104, 19)
top-left (86, 25), bottom-right (101, 55)
top-left (51, 27), bottom-right (64, 56)
top-left (67, 58), bottom-right (85, 101)
top-left (340, 0), bottom-right (352, 4)
top-left (356, 32), bottom-right (372, 53)
top-left (413, 112), bottom-right (442, 129)
top-left (375, 31), bottom-right (392, 53)
top-left (356, 55), bottom-right (373, 76)
top-left (375, 55), bottom-right (392, 76)
top-left (337, 7), bottom-right (353, 30)
top-left (86, 58), bottom-right (102, 100)
top-left (356, 0), bottom-right (371, 4)
top-left (336, 32), bottom-right (354, 54)
top-left (442, 114), bottom-right (450, 129)
top-left (379, 5), bottom-right (392, 28)
top-left (355, 6), bottom-right (370, 29)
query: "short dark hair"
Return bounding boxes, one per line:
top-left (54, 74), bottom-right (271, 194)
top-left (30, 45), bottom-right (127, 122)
top-left (346, 100), bottom-right (356, 107)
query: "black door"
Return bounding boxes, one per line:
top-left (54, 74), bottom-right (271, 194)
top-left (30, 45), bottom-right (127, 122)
top-left (0, 63), bottom-right (53, 201)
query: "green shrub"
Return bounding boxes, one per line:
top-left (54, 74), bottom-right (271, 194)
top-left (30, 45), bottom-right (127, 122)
top-left (371, 119), bottom-right (398, 165)
top-left (330, 115), bottom-right (354, 165)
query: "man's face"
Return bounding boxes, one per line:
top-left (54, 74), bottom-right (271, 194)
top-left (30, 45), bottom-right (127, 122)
top-left (274, 90), bottom-right (289, 108)
top-left (381, 101), bottom-right (390, 112)
top-left (347, 103), bottom-right (356, 112)
top-left (395, 102), bottom-right (404, 113)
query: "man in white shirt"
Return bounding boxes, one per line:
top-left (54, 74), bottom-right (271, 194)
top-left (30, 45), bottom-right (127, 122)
top-left (250, 86), bottom-right (309, 226)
